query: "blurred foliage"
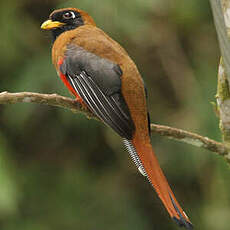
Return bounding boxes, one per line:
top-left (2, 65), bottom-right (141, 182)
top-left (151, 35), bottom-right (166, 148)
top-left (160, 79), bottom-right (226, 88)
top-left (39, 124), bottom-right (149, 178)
top-left (0, 0), bottom-right (228, 229)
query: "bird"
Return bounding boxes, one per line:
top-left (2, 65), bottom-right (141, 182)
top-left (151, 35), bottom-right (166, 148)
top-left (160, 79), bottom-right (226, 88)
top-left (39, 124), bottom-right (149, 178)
top-left (41, 7), bottom-right (193, 229)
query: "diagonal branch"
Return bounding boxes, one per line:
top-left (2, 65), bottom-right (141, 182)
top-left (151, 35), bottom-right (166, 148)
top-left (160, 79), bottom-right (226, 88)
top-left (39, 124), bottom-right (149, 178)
top-left (0, 91), bottom-right (93, 118)
top-left (150, 124), bottom-right (228, 156)
top-left (0, 91), bottom-right (229, 157)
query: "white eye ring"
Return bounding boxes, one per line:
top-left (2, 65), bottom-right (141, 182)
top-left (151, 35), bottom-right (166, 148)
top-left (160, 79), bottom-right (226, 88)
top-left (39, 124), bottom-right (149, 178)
top-left (63, 11), bottom-right (75, 20)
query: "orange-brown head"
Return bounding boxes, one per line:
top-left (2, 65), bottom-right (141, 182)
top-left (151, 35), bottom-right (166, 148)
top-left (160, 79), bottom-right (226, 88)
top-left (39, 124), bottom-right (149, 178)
top-left (41, 8), bottom-right (96, 41)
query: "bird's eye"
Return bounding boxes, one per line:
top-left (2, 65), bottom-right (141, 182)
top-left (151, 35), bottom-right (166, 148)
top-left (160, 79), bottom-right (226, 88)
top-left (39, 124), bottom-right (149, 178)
top-left (63, 11), bottom-right (75, 20)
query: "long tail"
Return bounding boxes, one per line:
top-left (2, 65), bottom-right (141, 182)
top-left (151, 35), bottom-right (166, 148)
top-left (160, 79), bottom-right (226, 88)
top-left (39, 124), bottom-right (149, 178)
top-left (124, 137), bottom-right (193, 229)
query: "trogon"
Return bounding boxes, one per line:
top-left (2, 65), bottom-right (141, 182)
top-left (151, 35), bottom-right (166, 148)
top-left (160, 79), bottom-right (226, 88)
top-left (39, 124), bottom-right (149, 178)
top-left (41, 8), bottom-right (193, 229)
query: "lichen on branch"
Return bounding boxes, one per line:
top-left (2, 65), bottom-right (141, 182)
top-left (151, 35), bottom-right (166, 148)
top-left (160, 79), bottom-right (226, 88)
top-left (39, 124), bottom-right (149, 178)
top-left (210, 0), bottom-right (230, 145)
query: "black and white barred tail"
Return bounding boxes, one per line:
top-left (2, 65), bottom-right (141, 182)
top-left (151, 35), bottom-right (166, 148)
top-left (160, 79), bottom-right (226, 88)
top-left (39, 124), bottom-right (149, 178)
top-left (123, 138), bottom-right (147, 177)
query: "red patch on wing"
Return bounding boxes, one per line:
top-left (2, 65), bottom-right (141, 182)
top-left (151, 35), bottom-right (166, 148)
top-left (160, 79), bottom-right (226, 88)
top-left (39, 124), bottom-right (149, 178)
top-left (58, 57), bottom-right (83, 104)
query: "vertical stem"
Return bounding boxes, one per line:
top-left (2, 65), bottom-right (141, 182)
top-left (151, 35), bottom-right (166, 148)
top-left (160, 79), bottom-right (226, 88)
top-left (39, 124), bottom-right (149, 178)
top-left (217, 58), bottom-right (230, 144)
top-left (210, 0), bottom-right (230, 85)
top-left (211, 0), bottom-right (230, 147)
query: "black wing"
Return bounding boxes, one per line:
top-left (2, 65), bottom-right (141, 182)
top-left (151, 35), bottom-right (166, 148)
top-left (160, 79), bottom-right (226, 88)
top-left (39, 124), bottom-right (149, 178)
top-left (60, 44), bottom-right (135, 139)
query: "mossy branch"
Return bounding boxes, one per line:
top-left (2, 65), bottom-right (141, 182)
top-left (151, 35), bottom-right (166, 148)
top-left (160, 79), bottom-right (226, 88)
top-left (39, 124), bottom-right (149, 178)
top-left (216, 59), bottom-right (230, 143)
top-left (0, 91), bottom-right (229, 158)
top-left (210, 0), bottom-right (230, 145)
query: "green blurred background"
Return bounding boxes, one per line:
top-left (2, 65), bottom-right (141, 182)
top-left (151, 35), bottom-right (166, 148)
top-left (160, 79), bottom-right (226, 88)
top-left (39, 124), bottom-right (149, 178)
top-left (0, 0), bottom-right (228, 229)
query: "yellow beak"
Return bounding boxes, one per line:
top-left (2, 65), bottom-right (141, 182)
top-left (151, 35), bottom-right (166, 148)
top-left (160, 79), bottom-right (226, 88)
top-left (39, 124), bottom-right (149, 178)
top-left (41, 19), bottom-right (65, 30)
